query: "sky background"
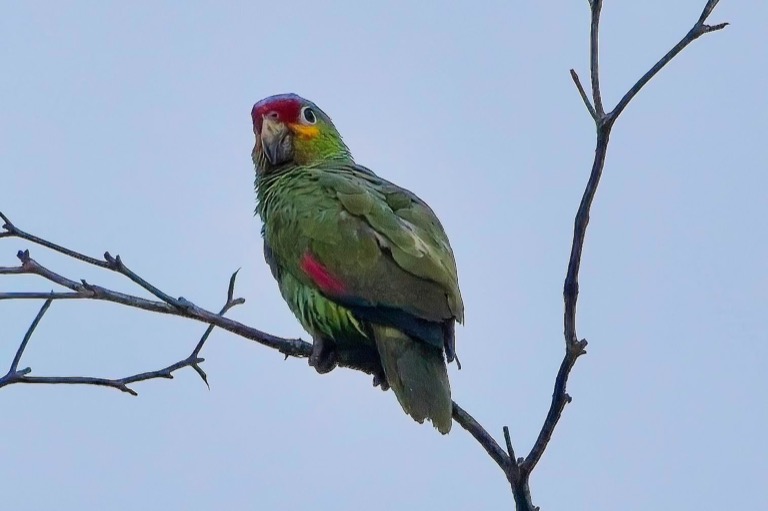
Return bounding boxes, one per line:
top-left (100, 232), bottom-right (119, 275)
top-left (1, 1), bottom-right (766, 510)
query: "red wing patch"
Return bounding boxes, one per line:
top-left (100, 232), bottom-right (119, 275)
top-left (300, 253), bottom-right (347, 295)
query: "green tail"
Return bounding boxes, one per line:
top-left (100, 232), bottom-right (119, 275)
top-left (372, 325), bottom-right (452, 434)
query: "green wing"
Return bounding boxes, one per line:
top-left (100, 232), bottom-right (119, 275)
top-left (277, 163), bottom-right (464, 327)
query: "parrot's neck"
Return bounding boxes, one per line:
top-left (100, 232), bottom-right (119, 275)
top-left (254, 156), bottom-right (355, 220)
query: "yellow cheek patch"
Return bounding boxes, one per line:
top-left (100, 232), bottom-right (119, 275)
top-left (289, 123), bottom-right (320, 139)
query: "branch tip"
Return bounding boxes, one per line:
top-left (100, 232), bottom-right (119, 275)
top-left (10, 298), bottom-right (53, 373)
top-left (568, 339), bottom-right (588, 357)
top-left (570, 69), bottom-right (597, 120)
top-left (502, 426), bottom-right (517, 463)
top-left (698, 0), bottom-right (721, 24)
top-left (227, 268), bottom-right (241, 301)
top-left (704, 22), bottom-right (729, 32)
top-left (192, 365), bottom-right (210, 388)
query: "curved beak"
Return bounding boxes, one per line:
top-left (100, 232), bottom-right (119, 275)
top-left (260, 116), bottom-right (293, 166)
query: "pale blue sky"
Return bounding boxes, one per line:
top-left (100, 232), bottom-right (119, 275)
top-left (1, 2), bottom-right (766, 510)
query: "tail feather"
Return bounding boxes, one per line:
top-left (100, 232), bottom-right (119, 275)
top-left (372, 325), bottom-right (452, 434)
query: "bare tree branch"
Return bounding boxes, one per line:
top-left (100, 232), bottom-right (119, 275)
top-left (589, 0), bottom-right (605, 117)
top-left (8, 297), bottom-right (52, 375)
top-left (0, 2), bottom-right (727, 508)
top-left (570, 69), bottom-right (596, 120)
top-left (0, 291), bottom-right (83, 300)
top-left (509, 2), bottom-right (726, 509)
top-left (608, 2), bottom-right (728, 125)
top-left (0, 247), bottom-right (311, 359)
top-left (0, 269), bottom-right (246, 394)
top-left (452, 402), bottom-right (510, 469)
top-left (1, 211), bottom-right (108, 267)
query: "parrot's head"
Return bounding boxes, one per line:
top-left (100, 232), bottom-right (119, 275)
top-left (251, 93), bottom-right (351, 174)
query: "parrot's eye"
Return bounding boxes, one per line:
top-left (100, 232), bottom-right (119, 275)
top-left (300, 106), bottom-right (317, 125)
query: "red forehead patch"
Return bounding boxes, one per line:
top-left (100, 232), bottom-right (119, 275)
top-left (251, 94), bottom-right (302, 132)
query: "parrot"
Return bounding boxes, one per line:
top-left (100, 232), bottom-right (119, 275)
top-left (251, 93), bottom-right (463, 434)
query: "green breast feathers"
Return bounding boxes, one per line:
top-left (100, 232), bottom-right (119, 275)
top-left (258, 164), bottom-right (463, 331)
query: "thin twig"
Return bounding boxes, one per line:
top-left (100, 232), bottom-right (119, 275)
top-left (570, 69), bottom-right (597, 120)
top-left (503, 426), bottom-right (518, 465)
top-left (2, 213), bottom-right (190, 309)
top-left (0, 291), bottom-right (83, 300)
top-left (1, 212), bottom-right (109, 267)
top-left (8, 298), bottom-right (52, 373)
top-left (187, 269), bottom-right (246, 386)
top-left (2, 354), bottom-right (206, 395)
top-left (589, 0), bottom-right (604, 117)
top-left (608, 1), bottom-right (728, 124)
top-left (521, 339), bottom-right (587, 475)
top-left (452, 402), bottom-right (509, 470)
top-left (0, 248), bottom-right (312, 359)
top-left (0, 267), bottom-right (248, 394)
top-left (103, 252), bottom-right (186, 307)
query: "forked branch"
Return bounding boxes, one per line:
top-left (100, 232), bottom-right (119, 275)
top-left (0, 264), bottom-right (246, 394)
top-left (455, 1), bottom-right (727, 509)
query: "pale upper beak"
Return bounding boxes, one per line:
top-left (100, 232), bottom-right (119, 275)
top-left (260, 116), bottom-right (293, 166)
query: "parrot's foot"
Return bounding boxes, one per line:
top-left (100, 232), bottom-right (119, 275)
top-left (309, 336), bottom-right (338, 374)
top-left (373, 369), bottom-right (390, 391)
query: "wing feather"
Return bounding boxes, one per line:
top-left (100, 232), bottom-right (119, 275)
top-left (302, 164), bottom-right (464, 324)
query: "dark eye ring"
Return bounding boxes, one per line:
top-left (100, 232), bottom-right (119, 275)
top-left (301, 106), bottom-right (317, 125)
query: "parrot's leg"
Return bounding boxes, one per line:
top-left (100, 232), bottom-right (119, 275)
top-left (372, 369), bottom-right (390, 391)
top-left (330, 343), bottom-right (389, 390)
top-left (309, 335), bottom-right (338, 374)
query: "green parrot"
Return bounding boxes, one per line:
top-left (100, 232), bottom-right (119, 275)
top-left (251, 93), bottom-right (463, 433)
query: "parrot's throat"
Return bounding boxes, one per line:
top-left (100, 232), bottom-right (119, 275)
top-left (253, 165), bottom-right (296, 220)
